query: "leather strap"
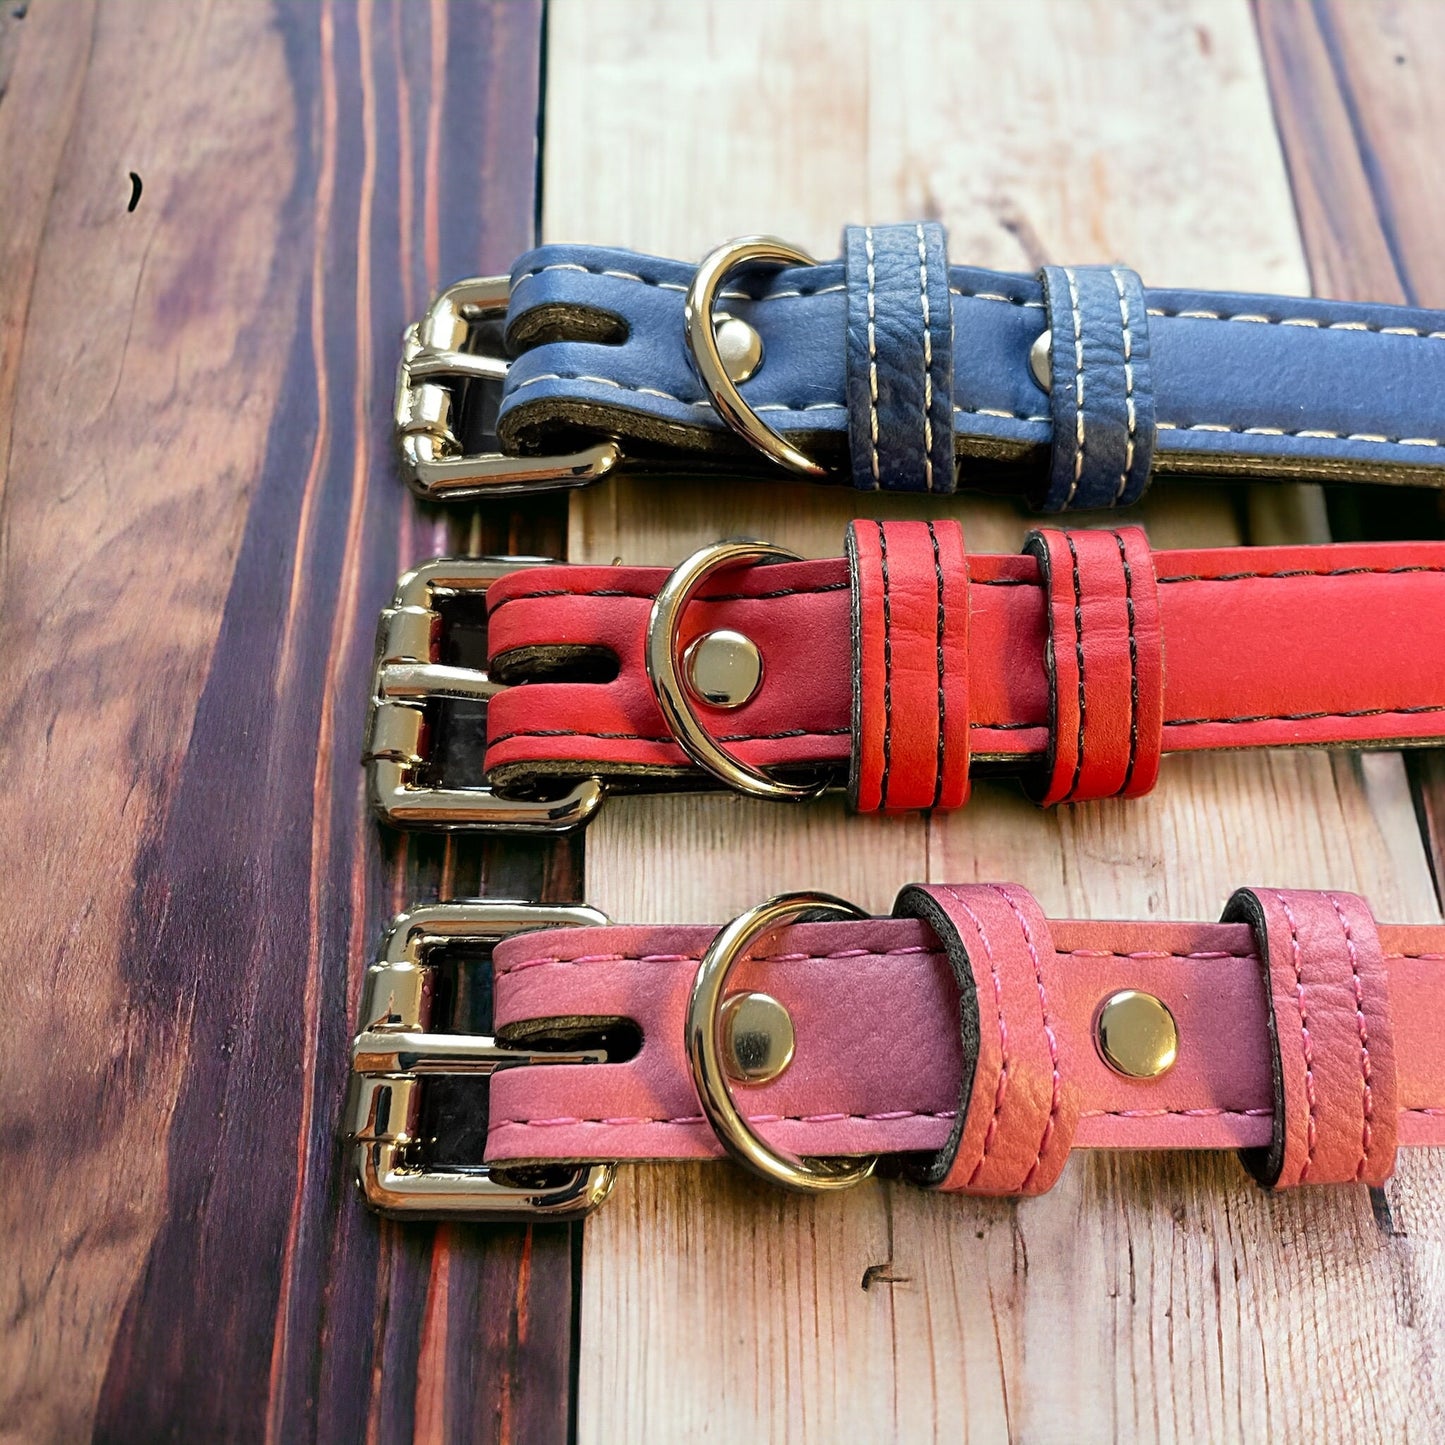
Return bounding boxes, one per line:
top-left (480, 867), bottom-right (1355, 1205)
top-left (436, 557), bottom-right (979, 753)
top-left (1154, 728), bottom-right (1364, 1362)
top-left (843, 223), bottom-right (955, 493)
top-left (497, 234), bottom-right (1445, 508)
top-left (483, 884), bottom-right (1445, 1195)
top-left (481, 529), bottom-right (1445, 807)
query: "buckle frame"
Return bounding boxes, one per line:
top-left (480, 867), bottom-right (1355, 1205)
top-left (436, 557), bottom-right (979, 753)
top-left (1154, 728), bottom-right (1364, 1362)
top-left (396, 276), bottom-right (622, 499)
top-left (363, 556), bottom-right (606, 832)
top-left (345, 900), bottom-right (617, 1220)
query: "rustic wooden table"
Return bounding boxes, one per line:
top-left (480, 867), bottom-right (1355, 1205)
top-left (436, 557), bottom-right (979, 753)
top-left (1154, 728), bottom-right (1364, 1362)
top-left (4, 2), bottom-right (1445, 1441)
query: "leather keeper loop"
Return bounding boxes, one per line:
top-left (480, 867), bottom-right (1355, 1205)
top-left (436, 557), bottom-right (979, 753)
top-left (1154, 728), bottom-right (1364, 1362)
top-left (847, 519), bottom-right (971, 812)
top-left (1223, 887), bottom-right (1398, 1189)
top-left (1024, 525), bottom-right (1163, 805)
top-left (1037, 264), bottom-right (1156, 511)
top-left (894, 883), bottom-right (1079, 1195)
top-left (844, 223), bottom-right (956, 494)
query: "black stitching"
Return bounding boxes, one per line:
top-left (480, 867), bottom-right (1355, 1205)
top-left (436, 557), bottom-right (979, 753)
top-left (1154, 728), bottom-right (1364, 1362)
top-left (880, 521), bottom-right (894, 806)
top-left (1064, 531), bottom-right (1086, 802)
top-left (1156, 565), bottom-right (1445, 584)
top-left (1116, 531), bottom-right (1141, 795)
top-left (488, 727), bottom-right (851, 746)
top-left (929, 522), bottom-right (946, 808)
top-left (487, 580), bottom-right (850, 617)
top-left (1165, 705), bottom-right (1445, 726)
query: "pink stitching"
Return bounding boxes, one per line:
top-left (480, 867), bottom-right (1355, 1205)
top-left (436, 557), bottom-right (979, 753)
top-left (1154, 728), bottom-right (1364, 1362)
top-left (989, 884), bottom-right (1062, 1191)
top-left (942, 887), bottom-right (1011, 1186)
top-left (494, 943), bottom-right (943, 977)
top-left (489, 1108), bottom-right (959, 1131)
top-left (1276, 891), bottom-right (1317, 1181)
top-left (493, 944), bottom-right (1263, 977)
top-left (1084, 1107), bottom-right (1273, 1119)
top-left (1327, 892), bottom-right (1375, 1179)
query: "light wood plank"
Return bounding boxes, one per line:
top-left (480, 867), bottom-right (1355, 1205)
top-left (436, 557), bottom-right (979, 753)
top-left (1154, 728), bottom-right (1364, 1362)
top-left (544, 1), bottom-right (1444, 1437)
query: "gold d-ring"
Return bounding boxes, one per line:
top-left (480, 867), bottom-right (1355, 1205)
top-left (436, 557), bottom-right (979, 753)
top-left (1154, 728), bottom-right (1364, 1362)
top-left (686, 891), bottom-right (878, 1193)
top-left (684, 236), bottom-right (827, 477)
top-left (645, 541), bottom-right (829, 801)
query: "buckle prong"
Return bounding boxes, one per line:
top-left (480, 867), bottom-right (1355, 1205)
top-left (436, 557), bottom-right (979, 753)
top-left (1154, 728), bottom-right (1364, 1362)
top-left (396, 276), bottom-right (622, 499)
top-left (346, 901), bottom-right (618, 1221)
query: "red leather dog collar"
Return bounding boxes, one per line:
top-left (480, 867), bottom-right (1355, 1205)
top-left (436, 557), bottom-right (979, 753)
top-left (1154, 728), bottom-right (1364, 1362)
top-left (481, 884), bottom-right (1445, 1200)
top-left (481, 522), bottom-right (1445, 811)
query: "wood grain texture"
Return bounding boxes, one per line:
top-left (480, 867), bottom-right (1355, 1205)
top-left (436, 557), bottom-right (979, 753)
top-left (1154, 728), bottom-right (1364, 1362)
top-left (0, 3), bottom-right (574, 1442)
top-left (547, 1), bottom-right (1445, 1439)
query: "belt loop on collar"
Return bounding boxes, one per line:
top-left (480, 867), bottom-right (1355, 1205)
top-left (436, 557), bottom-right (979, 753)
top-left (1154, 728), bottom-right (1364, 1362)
top-left (1223, 887), bottom-right (1399, 1189)
top-left (1036, 264), bottom-right (1156, 510)
top-left (1023, 526), bottom-right (1163, 804)
top-left (847, 519), bottom-right (971, 812)
top-left (893, 882), bottom-right (1078, 1195)
top-left (843, 223), bottom-right (956, 493)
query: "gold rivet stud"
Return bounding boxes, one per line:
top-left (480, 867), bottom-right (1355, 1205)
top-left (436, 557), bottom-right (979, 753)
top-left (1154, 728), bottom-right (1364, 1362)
top-left (720, 991), bottom-right (795, 1084)
top-left (1095, 990), bottom-right (1178, 1079)
top-left (714, 314), bottom-right (764, 384)
top-left (1029, 329), bottom-right (1052, 391)
top-left (683, 628), bottom-right (763, 709)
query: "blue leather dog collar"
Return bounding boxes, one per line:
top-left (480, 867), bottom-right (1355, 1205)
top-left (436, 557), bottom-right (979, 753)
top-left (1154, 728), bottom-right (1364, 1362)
top-left (417, 224), bottom-right (1445, 511)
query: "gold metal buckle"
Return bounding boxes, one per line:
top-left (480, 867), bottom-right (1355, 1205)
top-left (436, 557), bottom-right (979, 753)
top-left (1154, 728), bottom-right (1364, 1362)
top-left (346, 900), bottom-right (618, 1220)
top-left (396, 276), bottom-right (622, 499)
top-left (363, 556), bottom-right (606, 831)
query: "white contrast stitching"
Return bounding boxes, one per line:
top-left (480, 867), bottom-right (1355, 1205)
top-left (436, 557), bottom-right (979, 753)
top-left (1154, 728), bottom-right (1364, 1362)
top-left (918, 224), bottom-right (935, 492)
top-left (865, 226), bottom-right (881, 487)
top-left (1147, 304), bottom-right (1445, 340)
top-left (1111, 268), bottom-right (1137, 504)
top-left (1157, 420), bottom-right (1441, 447)
top-left (1063, 267), bottom-right (1086, 506)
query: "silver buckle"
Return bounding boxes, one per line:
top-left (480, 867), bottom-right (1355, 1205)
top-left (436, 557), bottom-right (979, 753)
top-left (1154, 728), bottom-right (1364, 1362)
top-left (363, 556), bottom-right (605, 832)
top-left (345, 901), bottom-right (618, 1220)
top-left (396, 276), bottom-right (622, 499)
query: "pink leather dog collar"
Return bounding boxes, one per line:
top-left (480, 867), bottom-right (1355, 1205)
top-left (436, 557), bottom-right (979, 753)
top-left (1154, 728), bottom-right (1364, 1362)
top-left (482, 522), bottom-right (1445, 812)
top-left (485, 883), bottom-right (1445, 1197)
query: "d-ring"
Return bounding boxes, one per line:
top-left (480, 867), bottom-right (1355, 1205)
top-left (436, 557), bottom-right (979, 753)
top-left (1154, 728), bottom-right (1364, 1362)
top-left (684, 236), bottom-right (827, 477)
top-left (686, 891), bottom-right (878, 1193)
top-left (646, 541), bottom-right (829, 801)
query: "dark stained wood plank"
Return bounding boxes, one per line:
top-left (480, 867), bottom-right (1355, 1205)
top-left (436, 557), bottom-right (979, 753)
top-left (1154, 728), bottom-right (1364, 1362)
top-left (1256, 0), bottom-right (1445, 910)
top-left (0, 3), bottom-right (572, 1442)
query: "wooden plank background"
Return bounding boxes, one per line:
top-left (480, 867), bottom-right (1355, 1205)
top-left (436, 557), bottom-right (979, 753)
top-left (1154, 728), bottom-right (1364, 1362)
top-left (2, 0), bottom-right (1444, 1441)
top-left (552, 1), bottom-right (1445, 1440)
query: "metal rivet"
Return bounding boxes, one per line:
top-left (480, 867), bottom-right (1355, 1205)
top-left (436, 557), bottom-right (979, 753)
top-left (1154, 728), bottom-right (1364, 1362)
top-left (720, 991), bottom-right (795, 1084)
top-left (1095, 990), bottom-right (1178, 1079)
top-left (683, 628), bottom-right (763, 709)
top-left (714, 314), bottom-right (763, 383)
top-left (1029, 329), bottom-right (1052, 391)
